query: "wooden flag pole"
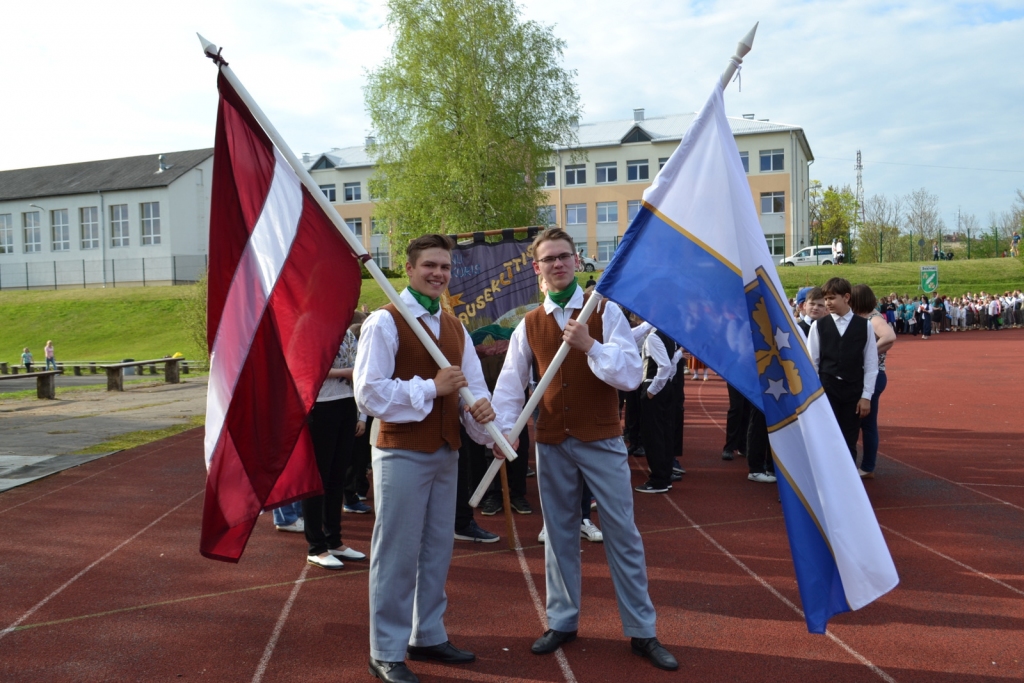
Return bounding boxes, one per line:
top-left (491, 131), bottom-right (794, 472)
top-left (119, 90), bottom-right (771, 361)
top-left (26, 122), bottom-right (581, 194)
top-left (198, 34), bottom-right (517, 462)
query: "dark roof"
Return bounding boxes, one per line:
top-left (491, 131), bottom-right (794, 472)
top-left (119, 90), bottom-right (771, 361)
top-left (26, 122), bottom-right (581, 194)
top-left (0, 148), bottom-right (214, 202)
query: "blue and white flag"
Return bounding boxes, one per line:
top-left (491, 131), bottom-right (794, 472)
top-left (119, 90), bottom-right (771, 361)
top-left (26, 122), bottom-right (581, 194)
top-left (597, 80), bottom-right (898, 633)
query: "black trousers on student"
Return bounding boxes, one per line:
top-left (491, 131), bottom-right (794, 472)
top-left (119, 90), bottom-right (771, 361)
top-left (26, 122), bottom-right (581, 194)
top-left (723, 383), bottom-right (751, 454)
top-left (640, 386), bottom-right (675, 488)
top-left (826, 391), bottom-right (861, 460)
top-left (344, 415), bottom-right (372, 505)
top-left (455, 425), bottom-right (530, 529)
top-left (670, 371), bottom-right (685, 462)
top-left (303, 396), bottom-right (357, 556)
top-left (622, 388), bottom-right (643, 449)
top-left (746, 408), bottom-right (774, 474)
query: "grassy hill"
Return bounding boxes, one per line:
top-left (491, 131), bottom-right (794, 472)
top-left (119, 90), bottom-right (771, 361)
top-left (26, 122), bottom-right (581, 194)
top-left (2, 259), bottom-right (1020, 365)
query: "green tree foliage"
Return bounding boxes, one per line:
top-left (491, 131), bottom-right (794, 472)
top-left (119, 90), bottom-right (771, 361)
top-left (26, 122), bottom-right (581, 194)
top-left (857, 194), bottom-right (904, 263)
top-left (816, 185), bottom-right (858, 247)
top-left (179, 270), bottom-right (209, 367)
top-left (364, 0), bottom-right (581, 245)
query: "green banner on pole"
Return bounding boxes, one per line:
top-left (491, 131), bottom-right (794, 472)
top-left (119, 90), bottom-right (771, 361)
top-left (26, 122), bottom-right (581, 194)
top-left (920, 265), bottom-right (938, 293)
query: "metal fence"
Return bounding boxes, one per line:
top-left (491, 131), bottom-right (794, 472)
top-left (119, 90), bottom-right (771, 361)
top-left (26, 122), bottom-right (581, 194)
top-left (0, 255), bottom-right (208, 290)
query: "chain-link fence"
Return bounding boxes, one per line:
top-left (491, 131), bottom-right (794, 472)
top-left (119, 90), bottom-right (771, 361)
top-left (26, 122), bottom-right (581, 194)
top-left (0, 255), bottom-right (207, 290)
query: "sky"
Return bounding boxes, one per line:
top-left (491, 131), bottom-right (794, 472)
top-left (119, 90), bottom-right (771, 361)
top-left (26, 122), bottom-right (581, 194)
top-left (2, 0), bottom-right (1023, 228)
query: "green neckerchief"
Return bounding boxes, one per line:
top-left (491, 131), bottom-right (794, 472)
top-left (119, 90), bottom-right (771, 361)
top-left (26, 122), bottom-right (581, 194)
top-left (548, 282), bottom-right (579, 309)
top-left (407, 287), bottom-right (440, 315)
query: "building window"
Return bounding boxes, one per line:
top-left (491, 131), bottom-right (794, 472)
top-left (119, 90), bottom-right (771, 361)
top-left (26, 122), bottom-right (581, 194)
top-left (51, 209), bottom-right (70, 251)
top-left (739, 151), bottom-right (749, 173)
top-left (627, 200), bottom-right (642, 223)
top-left (141, 202), bottom-right (161, 245)
top-left (596, 201), bottom-right (618, 223)
top-left (79, 207), bottom-right (100, 250)
top-left (597, 240), bottom-right (617, 262)
top-left (765, 234), bottom-right (785, 256)
top-left (565, 164), bottom-right (586, 186)
top-left (760, 192), bottom-right (785, 214)
top-left (110, 204), bottom-right (129, 247)
top-left (344, 182), bottom-right (361, 202)
top-left (319, 184), bottom-right (336, 202)
top-left (627, 159), bottom-right (649, 181)
top-left (345, 218), bottom-right (363, 237)
top-left (372, 219), bottom-right (389, 268)
top-left (759, 149), bottom-right (784, 172)
top-left (595, 162), bottom-right (617, 184)
top-left (658, 157), bottom-right (669, 170)
top-left (565, 203), bottom-right (587, 225)
top-left (0, 214), bottom-right (13, 253)
top-left (539, 167), bottom-right (556, 187)
top-left (537, 205), bottom-right (556, 226)
top-left (23, 211), bottom-right (41, 253)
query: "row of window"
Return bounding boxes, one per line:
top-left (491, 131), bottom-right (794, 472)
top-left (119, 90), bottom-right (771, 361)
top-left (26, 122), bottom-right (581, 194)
top-left (0, 203), bottom-right (160, 254)
top-left (586, 232), bottom-right (785, 263)
top-left (738, 149), bottom-right (785, 174)
top-left (319, 182), bottom-right (364, 203)
top-left (538, 191), bottom-right (785, 227)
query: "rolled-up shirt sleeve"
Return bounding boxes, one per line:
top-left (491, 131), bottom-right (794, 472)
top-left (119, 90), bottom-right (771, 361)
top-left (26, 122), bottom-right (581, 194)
top-left (354, 310), bottom-right (438, 423)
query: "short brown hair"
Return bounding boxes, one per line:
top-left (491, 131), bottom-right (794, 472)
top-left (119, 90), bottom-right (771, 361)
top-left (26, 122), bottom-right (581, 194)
top-left (821, 277), bottom-right (852, 297)
top-left (850, 283), bottom-right (877, 314)
top-left (532, 228), bottom-right (575, 256)
top-left (406, 234), bottom-right (454, 266)
top-left (807, 286), bottom-right (825, 302)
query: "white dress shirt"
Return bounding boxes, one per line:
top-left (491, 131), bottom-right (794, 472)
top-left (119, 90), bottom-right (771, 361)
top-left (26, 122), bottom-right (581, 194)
top-left (631, 321), bottom-right (653, 350)
top-left (353, 288), bottom-right (493, 445)
top-left (669, 347), bottom-right (683, 380)
top-left (642, 331), bottom-right (673, 397)
top-left (807, 309), bottom-right (878, 401)
top-left (491, 287), bottom-right (642, 434)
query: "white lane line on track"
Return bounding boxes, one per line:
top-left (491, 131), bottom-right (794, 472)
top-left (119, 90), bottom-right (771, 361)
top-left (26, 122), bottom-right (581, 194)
top-left (0, 489), bottom-right (203, 644)
top-left (251, 564), bottom-right (310, 683)
top-left (878, 450), bottom-right (1024, 514)
top-left (689, 382), bottom-right (898, 683)
top-left (0, 433), bottom-right (200, 516)
top-left (879, 525), bottom-right (1024, 598)
top-left (508, 510), bottom-right (578, 683)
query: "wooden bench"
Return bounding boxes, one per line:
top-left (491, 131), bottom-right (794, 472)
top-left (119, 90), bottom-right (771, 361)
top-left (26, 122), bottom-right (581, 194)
top-left (100, 358), bottom-right (182, 391)
top-left (0, 370), bottom-right (63, 399)
top-left (0, 362), bottom-right (8, 375)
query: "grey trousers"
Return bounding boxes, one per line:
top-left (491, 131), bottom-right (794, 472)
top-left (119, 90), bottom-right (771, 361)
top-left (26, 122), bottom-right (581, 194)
top-left (369, 444), bottom-right (458, 662)
top-left (537, 436), bottom-right (657, 638)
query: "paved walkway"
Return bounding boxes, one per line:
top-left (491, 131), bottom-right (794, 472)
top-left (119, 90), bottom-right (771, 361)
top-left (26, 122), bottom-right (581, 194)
top-left (0, 377), bottom-right (207, 492)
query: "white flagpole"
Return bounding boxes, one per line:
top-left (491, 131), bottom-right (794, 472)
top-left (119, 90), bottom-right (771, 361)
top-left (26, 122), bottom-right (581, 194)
top-left (198, 34), bottom-right (518, 462)
top-left (468, 22), bottom-right (759, 505)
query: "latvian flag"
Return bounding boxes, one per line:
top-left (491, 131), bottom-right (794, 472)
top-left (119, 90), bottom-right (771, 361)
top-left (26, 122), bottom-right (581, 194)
top-left (201, 72), bottom-right (362, 562)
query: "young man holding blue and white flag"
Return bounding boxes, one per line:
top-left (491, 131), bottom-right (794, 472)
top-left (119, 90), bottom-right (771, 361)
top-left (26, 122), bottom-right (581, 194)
top-left (594, 51), bottom-right (898, 632)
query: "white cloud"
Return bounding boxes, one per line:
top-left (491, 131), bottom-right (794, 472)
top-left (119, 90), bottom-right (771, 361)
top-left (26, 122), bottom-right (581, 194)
top-left (1, 0), bottom-right (1022, 223)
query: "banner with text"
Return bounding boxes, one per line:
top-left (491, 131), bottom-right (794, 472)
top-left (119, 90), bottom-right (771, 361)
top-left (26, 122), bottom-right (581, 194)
top-left (445, 232), bottom-right (541, 330)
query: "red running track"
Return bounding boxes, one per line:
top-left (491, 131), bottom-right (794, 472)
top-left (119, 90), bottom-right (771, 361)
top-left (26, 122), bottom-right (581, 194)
top-left (1, 328), bottom-right (1022, 682)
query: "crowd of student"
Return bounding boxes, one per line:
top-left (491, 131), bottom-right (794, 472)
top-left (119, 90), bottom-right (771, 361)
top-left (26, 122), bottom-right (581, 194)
top-left (873, 291), bottom-right (1023, 338)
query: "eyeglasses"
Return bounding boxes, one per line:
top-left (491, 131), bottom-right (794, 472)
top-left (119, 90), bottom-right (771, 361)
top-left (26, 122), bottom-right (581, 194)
top-left (536, 252), bottom-right (576, 265)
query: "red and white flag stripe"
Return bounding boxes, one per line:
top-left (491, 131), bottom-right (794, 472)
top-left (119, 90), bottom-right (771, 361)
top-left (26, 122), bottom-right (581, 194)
top-left (201, 73), bottom-right (361, 562)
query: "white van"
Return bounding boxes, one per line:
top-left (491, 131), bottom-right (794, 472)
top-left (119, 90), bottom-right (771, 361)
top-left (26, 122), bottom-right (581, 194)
top-left (779, 245), bottom-right (836, 267)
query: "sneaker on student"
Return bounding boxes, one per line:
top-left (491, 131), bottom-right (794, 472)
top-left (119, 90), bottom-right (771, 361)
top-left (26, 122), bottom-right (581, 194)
top-left (672, 459), bottom-right (685, 475)
top-left (747, 472), bottom-right (777, 483)
top-left (454, 520), bottom-right (499, 543)
top-left (479, 495), bottom-right (503, 516)
top-left (721, 450), bottom-right (735, 461)
top-left (580, 519), bottom-right (604, 543)
top-left (634, 480), bottom-right (670, 494)
top-left (589, 497), bottom-right (597, 511)
top-left (275, 519), bottom-right (305, 533)
top-left (858, 469), bottom-right (875, 479)
top-left (343, 502), bottom-right (372, 514)
top-left (526, 467), bottom-right (536, 478)
top-left (510, 496), bottom-right (533, 515)
top-left (537, 526), bottom-right (546, 544)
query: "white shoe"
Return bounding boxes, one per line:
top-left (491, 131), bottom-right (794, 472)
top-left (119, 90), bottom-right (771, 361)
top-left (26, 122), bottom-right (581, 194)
top-left (747, 472), bottom-right (777, 483)
top-left (537, 526), bottom-right (546, 544)
top-left (275, 519), bottom-right (304, 533)
top-left (328, 546), bottom-right (366, 561)
top-left (580, 520), bottom-right (603, 543)
top-left (307, 553), bottom-right (344, 570)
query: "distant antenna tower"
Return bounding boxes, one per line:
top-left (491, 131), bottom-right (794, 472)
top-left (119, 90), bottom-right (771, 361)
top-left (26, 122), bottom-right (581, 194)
top-left (854, 150), bottom-right (865, 247)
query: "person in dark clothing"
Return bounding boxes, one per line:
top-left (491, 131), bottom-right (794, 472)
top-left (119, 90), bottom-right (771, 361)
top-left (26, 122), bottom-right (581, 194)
top-left (807, 277), bottom-right (879, 460)
top-left (722, 383), bottom-right (751, 461)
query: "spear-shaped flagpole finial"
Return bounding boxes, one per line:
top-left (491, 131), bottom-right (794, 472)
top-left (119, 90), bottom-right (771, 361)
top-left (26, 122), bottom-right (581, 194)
top-left (719, 22), bottom-right (758, 89)
top-left (197, 33), bottom-right (228, 67)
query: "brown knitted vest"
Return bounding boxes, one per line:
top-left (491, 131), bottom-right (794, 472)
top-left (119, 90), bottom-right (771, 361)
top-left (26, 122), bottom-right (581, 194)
top-left (525, 293), bottom-right (622, 444)
top-left (375, 304), bottom-right (464, 453)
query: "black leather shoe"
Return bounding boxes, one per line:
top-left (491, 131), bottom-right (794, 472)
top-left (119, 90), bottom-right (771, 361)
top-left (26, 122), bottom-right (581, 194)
top-left (631, 637), bottom-right (678, 671)
top-left (407, 641), bottom-right (475, 664)
top-left (531, 629), bottom-right (577, 654)
top-left (368, 658), bottom-right (419, 683)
